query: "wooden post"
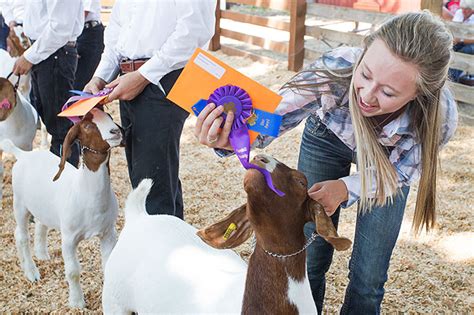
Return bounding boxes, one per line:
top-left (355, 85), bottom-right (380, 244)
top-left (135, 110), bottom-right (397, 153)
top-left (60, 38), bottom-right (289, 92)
top-left (421, 0), bottom-right (443, 15)
top-left (209, 0), bottom-right (221, 51)
top-left (288, 0), bottom-right (306, 71)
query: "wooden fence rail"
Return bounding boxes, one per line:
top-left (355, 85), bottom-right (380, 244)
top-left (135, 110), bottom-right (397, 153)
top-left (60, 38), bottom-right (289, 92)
top-left (211, 1), bottom-right (474, 104)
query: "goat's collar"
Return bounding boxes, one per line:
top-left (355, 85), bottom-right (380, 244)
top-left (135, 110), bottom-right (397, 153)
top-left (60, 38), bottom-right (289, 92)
top-left (81, 145), bottom-right (111, 155)
top-left (257, 232), bottom-right (318, 259)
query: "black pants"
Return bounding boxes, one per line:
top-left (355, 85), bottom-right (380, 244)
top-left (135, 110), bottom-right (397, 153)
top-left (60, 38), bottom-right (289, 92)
top-left (120, 68), bottom-right (189, 218)
top-left (0, 14), bottom-right (8, 50)
top-left (30, 45), bottom-right (79, 166)
top-left (73, 23), bottom-right (104, 90)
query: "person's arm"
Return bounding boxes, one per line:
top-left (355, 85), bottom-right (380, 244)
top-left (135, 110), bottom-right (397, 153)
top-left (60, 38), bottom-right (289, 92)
top-left (23, 0), bottom-right (83, 65)
top-left (137, 0), bottom-right (216, 85)
top-left (92, 0), bottom-right (122, 84)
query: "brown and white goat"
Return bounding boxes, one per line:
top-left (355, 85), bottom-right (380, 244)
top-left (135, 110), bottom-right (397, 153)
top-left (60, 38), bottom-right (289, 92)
top-left (0, 108), bottom-right (122, 308)
top-left (0, 77), bottom-right (37, 203)
top-left (198, 154), bottom-right (352, 314)
top-left (102, 154), bottom-right (350, 314)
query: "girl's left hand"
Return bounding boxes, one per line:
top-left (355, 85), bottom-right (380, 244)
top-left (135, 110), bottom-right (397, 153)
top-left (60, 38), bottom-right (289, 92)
top-left (308, 180), bottom-right (349, 216)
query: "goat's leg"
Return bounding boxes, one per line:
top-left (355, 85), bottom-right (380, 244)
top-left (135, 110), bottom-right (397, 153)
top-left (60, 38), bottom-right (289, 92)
top-left (100, 227), bottom-right (117, 271)
top-left (40, 121), bottom-right (49, 150)
top-left (61, 235), bottom-right (85, 308)
top-left (0, 151), bottom-right (3, 209)
top-left (13, 199), bottom-right (40, 281)
top-left (34, 222), bottom-right (50, 260)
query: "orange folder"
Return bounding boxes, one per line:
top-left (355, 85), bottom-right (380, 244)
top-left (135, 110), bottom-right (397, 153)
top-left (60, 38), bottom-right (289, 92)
top-left (167, 48), bottom-right (282, 143)
top-left (58, 96), bottom-right (108, 118)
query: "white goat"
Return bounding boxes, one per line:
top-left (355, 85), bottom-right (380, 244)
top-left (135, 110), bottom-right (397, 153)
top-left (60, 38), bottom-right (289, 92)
top-left (103, 154), bottom-right (352, 314)
top-left (0, 52), bottom-right (38, 203)
top-left (102, 178), bottom-right (248, 314)
top-left (0, 108), bottom-right (122, 308)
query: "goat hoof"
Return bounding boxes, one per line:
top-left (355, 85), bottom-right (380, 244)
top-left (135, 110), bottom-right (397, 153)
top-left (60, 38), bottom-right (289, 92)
top-left (35, 251), bottom-right (50, 261)
top-left (68, 297), bottom-right (86, 309)
top-left (24, 266), bottom-right (41, 282)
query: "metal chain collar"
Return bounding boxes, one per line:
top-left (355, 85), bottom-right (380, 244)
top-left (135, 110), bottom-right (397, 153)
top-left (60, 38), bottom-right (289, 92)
top-left (256, 232), bottom-right (319, 259)
top-left (81, 145), bottom-right (111, 155)
top-left (80, 145), bottom-right (111, 168)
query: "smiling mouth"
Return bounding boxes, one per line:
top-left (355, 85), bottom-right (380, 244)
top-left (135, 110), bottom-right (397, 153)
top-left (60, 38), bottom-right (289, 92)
top-left (359, 98), bottom-right (378, 112)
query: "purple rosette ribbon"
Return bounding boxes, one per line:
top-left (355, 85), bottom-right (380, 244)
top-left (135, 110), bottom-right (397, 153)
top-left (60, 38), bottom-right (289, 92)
top-left (208, 85), bottom-right (284, 197)
top-left (61, 88), bottom-right (113, 123)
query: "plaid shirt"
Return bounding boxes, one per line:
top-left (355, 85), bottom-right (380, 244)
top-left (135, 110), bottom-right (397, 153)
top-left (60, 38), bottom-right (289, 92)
top-left (251, 46), bottom-right (458, 207)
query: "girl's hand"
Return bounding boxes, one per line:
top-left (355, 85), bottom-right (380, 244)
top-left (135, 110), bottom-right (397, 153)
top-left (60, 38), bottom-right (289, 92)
top-left (194, 103), bottom-right (234, 150)
top-left (308, 180), bottom-right (349, 216)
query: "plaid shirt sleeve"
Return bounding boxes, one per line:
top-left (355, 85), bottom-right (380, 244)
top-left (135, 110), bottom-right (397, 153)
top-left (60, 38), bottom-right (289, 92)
top-left (215, 46), bottom-right (360, 157)
top-left (340, 86), bottom-right (458, 208)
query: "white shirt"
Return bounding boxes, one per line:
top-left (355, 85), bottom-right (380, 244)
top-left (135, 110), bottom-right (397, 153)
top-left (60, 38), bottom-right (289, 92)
top-left (83, 0), bottom-right (101, 23)
top-left (23, 0), bottom-right (84, 65)
top-left (94, 0), bottom-right (216, 85)
top-left (0, 0), bottom-right (24, 24)
top-left (452, 9), bottom-right (474, 24)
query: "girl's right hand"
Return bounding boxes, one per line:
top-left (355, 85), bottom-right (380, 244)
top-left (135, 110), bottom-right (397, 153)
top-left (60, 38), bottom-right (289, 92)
top-left (194, 103), bottom-right (234, 150)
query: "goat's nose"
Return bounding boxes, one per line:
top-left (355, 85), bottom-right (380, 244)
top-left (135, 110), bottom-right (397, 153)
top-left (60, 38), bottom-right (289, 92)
top-left (254, 155), bottom-right (269, 164)
top-left (110, 128), bottom-right (121, 135)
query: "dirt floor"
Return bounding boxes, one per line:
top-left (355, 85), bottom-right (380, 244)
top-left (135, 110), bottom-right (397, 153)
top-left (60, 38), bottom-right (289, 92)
top-left (0, 51), bottom-right (473, 314)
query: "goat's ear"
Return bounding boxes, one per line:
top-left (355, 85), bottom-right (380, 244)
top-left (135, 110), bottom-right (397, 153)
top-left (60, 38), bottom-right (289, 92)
top-left (197, 204), bottom-right (253, 249)
top-left (53, 123), bottom-right (80, 181)
top-left (307, 199), bottom-right (352, 251)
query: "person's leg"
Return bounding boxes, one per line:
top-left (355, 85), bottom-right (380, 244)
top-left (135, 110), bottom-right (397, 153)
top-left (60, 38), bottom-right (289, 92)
top-left (119, 100), bottom-right (134, 179)
top-left (31, 46), bottom-right (79, 166)
top-left (457, 43), bottom-right (474, 55)
top-left (124, 69), bottom-right (188, 218)
top-left (340, 185), bottom-right (409, 315)
top-left (298, 115), bottom-right (353, 313)
top-left (73, 24), bottom-right (105, 91)
top-left (0, 15), bottom-right (8, 51)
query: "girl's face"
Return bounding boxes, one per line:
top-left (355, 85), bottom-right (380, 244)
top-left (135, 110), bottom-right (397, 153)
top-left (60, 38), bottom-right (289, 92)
top-left (353, 39), bottom-right (419, 117)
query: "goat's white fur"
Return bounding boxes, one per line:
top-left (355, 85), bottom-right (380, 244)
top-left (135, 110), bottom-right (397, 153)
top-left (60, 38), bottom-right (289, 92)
top-left (0, 109), bottom-right (120, 308)
top-left (102, 179), bottom-right (247, 314)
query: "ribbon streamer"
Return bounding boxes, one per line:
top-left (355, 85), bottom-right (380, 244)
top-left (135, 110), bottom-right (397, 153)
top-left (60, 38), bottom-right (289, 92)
top-left (207, 85), bottom-right (284, 197)
top-left (61, 88), bottom-right (113, 123)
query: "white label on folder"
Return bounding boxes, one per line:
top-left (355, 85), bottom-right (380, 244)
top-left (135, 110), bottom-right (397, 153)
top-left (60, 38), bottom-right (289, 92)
top-left (194, 53), bottom-right (225, 79)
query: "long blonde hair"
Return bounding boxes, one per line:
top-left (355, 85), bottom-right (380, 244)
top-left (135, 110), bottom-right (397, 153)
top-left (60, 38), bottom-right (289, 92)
top-left (285, 12), bottom-right (453, 233)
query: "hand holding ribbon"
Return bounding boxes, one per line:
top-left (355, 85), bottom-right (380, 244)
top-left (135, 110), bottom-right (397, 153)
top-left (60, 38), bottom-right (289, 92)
top-left (196, 85), bottom-right (284, 197)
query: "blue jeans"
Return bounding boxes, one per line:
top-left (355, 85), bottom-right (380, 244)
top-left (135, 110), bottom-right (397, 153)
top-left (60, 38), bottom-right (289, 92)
top-left (298, 115), bottom-right (409, 314)
top-left (449, 43), bottom-right (474, 82)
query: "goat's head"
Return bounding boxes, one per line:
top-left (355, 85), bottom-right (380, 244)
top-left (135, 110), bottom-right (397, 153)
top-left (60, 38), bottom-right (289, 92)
top-left (7, 26), bottom-right (30, 57)
top-left (0, 77), bottom-right (17, 121)
top-left (197, 154), bottom-right (352, 252)
top-left (53, 108), bottom-right (123, 181)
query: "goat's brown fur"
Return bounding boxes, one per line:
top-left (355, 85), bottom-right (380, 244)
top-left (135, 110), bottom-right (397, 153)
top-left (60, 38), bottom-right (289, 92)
top-left (6, 29), bottom-right (30, 57)
top-left (199, 155), bottom-right (352, 314)
top-left (0, 78), bottom-right (17, 121)
top-left (53, 112), bottom-right (112, 181)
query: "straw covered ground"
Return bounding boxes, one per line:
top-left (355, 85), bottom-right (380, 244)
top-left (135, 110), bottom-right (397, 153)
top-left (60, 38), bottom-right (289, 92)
top-left (0, 51), bottom-right (473, 314)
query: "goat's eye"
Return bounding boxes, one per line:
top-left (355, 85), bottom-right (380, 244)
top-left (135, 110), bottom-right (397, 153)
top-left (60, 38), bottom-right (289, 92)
top-left (294, 177), bottom-right (306, 187)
